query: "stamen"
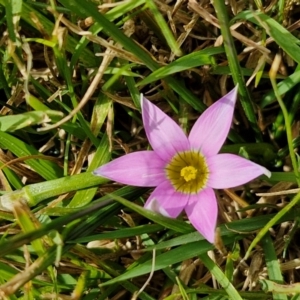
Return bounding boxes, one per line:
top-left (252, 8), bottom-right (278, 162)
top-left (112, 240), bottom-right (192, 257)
top-left (165, 151), bottom-right (209, 194)
top-left (180, 166), bottom-right (197, 182)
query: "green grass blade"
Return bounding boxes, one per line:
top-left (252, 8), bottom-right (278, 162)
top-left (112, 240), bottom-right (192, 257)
top-left (146, 0), bottom-right (181, 56)
top-left (0, 0), bottom-right (97, 67)
top-left (137, 47), bottom-right (224, 86)
top-left (109, 193), bottom-right (193, 233)
top-left (71, 224), bottom-right (164, 243)
top-left (58, 0), bottom-right (206, 111)
top-left (3, 0), bottom-right (22, 44)
top-left (0, 110), bottom-right (63, 132)
top-left (261, 233), bottom-right (287, 300)
top-left (199, 252), bottom-right (242, 300)
top-left (245, 192), bottom-right (300, 259)
top-left (0, 131), bottom-right (63, 180)
top-left (99, 209), bottom-right (298, 286)
top-left (100, 240), bottom-right (213, 286)
top-left (0, 186), bottom-right (144, 257)
top-left (260, 68), bottom-right (300, 108)
top-left (234, 10), bottom-right (300, 64)
top-left (269, 172), bottom-right (297, 182)
top-left (213, 0), bottom-right (262, 141)
top-left (0, 172), bottom-right (108, 209)
top-left (68, 134), bottom-right (111, 208)
top-left (69, 0), bottom-right (146, 69)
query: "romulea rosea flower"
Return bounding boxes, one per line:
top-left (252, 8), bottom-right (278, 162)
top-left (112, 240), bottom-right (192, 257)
top-left (93, 86), bottom-right (271, 243)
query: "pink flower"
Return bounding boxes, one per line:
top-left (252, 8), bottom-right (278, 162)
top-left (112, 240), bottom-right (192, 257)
top-left (93, 87), bottom-right (271, 243)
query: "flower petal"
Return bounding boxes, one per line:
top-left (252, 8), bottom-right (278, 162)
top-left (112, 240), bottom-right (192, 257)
top-left (207, 153), bottom-right (271, 189)
top-left (141, 95), bottom-right (190, 161)
top-left (93, 151), bottom-right (166, 186)
top-left (189, 86), bottom-right (238, 156)
top-left (144, 180), bottom-right (189, 218)
top-left (185, 188), bottom-right (217, 243)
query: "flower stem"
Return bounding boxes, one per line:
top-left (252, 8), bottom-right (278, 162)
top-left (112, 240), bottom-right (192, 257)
top-left (0, 172), bottom-right (109, 211)
top-left (244, 54), bottom-right (300, 260)
top-left (269, 54), bottom-right (300, 186)
top-left (245, 192), bottom-right (300, 259)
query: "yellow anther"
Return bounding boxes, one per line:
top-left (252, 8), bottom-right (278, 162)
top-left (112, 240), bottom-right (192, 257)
top-left (180, 166), bottom-right (198, 182)
top-left (165, 151), bottom-right (209, 194)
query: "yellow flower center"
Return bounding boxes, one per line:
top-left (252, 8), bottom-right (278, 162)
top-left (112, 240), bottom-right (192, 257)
top-left (165, 151), bottom-right (209, 194)
top-left (180, 166), bottom-right (197, 181)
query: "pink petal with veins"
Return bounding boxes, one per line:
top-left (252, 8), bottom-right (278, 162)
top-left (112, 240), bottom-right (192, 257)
top-left (145, 180), bottom-right (189, 218)
top-left (93, 151), bottom-right (166, 187)
top-left (185, 188), bottom-right (218, 243)
top-left (207, 153), bottom-right (271, 189)
top-left (141, 95), bottom-right (190, 161)
top-left (189, 86), bottom-right (238, 157)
